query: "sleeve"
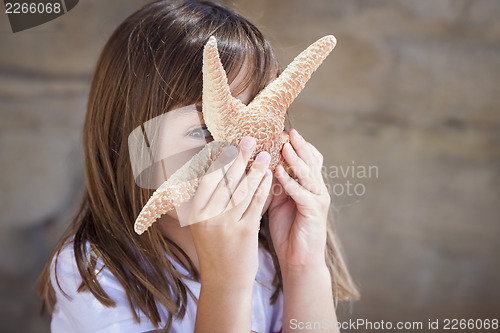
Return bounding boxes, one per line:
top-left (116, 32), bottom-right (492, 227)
top-left (50, 244), bottom-right (165, 333)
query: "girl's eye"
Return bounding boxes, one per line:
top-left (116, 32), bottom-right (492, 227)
top-left (187, 126), bottom-right (213, 140)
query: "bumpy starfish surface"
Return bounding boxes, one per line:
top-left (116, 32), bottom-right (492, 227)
top-left (134, 35), bottom-right (336, 234)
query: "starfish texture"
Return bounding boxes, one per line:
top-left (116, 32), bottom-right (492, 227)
top-left (134, 35), bottom-right (336, 235)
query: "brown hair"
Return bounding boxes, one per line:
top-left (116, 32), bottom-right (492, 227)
top-left (37, 0), bottom-right (358, 329)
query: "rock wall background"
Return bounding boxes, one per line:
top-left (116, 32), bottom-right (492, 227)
top-left (1, 0), bottom-right (499, 332)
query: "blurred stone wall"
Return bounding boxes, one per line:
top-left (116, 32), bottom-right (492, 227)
top-left (1, 0), bottom-right (499, 332)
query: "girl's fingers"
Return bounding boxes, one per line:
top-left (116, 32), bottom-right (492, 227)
top-left (306, 142), bottom-right (324, 170)
top-left (228, 151), bottom-right (271, 220)
top-left (289, 129), bottom-right (321, 171)
top-left (290, 129), bottom-right (324, 182)
top-left (207, 137), bottom-right (256, 212)
top-left (286, 129), bottom-right (327, 193)
top-left (282, 142), bottom-right (317, 189)
top-left (240, 168), bottom-right (273, 226)
top-left (275, 164), bottom-right (310, 202)
top-left (282, 141), bottom-right (327, 195)
top-left (193, 145), bottom-right (239, 212)
top-left (193, 137), bottom-right (255, 215)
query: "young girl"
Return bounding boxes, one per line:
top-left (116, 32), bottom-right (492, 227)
top-left (37, 0), bottom-right (359, 332)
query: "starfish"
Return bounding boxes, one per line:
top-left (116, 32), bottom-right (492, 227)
top-left (133, 35), bottom-right (336, 235)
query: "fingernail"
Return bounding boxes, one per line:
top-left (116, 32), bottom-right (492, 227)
top-left (256, 151), bottom-right (270, 164)
top-left (265, 169), bottom-right (272, 177)
top-left (240, 137), bottom-right (255, 151)
top-left (292, 129), bottom-right (303, 140)
top-left (276, 164), bottom-right (284, 175)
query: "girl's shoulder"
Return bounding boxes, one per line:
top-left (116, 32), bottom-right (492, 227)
top-left (50, 240), bottom-right (86, 296)
top-left (50, 241), bottom-right (161, 332)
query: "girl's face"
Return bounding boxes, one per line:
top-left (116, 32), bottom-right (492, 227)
top-left (153, 66), bottom-right (255, 182)
top-left (155, 79), bottom-right (273, 227)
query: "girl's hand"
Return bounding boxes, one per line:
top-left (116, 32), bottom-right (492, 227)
top-left (268, 129), bottom-right (331, 273)
top-left (190, 137), bottom-right (272, 332)
top-left (189, 136), bottom-right (273, 288)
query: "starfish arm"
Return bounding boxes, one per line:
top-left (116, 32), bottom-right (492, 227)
top-left (202, 36), bottom-right (245, 142)
top-left (248, 35), bottom-right (336, 124)
top-left (134, 178), bottom-right (199, 235)
top-left (134, 141), bottom-right (229, 234)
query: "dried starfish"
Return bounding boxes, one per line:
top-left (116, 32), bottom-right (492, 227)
top-left (134, 35), bottom-right (336, 234)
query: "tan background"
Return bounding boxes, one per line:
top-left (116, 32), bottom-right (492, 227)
top-left (1, 0), bottom-right (499, 332)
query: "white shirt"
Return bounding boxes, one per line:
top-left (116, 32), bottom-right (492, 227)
top-left (50, 243), bottom-right (283, 332)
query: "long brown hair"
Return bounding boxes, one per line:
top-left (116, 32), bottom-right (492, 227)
top-left (37, 0), bottom-right (358, 329)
